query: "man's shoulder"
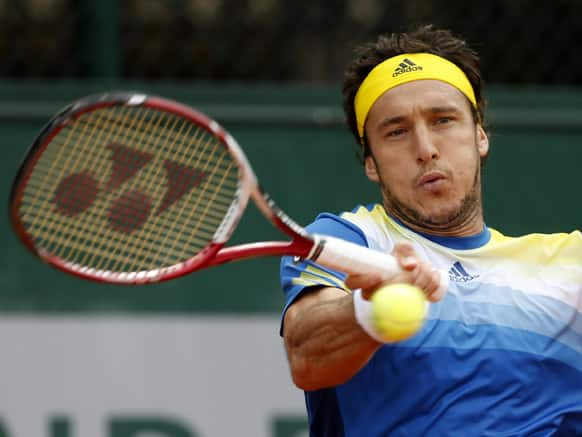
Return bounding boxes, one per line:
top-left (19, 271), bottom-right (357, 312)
top-left (325, 203), bottom-right (388, 232)
top-left (489, 228), bottom-right (582, 246)
top-left (308, 203), bottom-right (400, 253)
top-left (487, 228), bottom-right (582, 264)
top-left (302, 204), bottom-right (379, 249)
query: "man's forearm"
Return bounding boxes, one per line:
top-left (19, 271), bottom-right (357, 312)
top-left (283, 287), bottom-right (380, 391)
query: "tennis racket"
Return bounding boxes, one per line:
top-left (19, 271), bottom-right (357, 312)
top-left (9, 92), bottom-right (448, 296)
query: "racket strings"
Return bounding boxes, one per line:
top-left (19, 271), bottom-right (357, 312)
top-left (78, 106), bottom-right (164, 272)
top-left (19, 104), bottom-right (240, 273)
top-left (23, 108), bottom-right (237, 270)
top-left (28, 107), bottom-right (153, 267)
top-left (74, 112), bottom-right (236, 175)
top-left (26, 107), bottom-right (155, 268)
top-left (28, 109), bottom-right (111, 262)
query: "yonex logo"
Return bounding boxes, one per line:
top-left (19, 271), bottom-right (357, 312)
top-left (392, 58), bottom-right (423, 77)
top-left (448, 261), bottom-right (479, 283)
top-left (52, 143), bottom-right (207, 234)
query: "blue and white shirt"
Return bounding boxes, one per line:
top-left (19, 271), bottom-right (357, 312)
top-left (280, 203), bottom-right (582, 436)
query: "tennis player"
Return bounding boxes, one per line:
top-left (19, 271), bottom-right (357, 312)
top-left (280, 25), bottom-right (582, 436)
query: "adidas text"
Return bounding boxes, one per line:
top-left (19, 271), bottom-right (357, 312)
top-left (392, 65), bottom-right (423, 77)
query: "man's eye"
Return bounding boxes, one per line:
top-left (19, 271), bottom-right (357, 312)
top-left (387, 128), bottom-right (406, 137)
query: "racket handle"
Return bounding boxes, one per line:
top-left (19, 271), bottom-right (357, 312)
top-left (310, 235), bottom-right (448, 301)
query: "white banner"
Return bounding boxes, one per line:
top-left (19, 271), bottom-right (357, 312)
top-left (0, 316), bottom-right (307, 437)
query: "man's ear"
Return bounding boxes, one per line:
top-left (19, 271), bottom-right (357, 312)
top-left (477, 125), bottom-right (489, 158)
top-left (364, 156), bottom-right (380, 183)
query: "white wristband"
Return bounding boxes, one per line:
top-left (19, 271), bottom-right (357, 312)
top-left (352, 289), bottom-right (386, 343)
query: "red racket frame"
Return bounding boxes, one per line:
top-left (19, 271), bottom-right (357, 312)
top-left (10, 93), bottom-right (317, 284)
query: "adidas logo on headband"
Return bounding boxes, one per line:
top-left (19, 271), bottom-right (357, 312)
top-left (392, 58), bottom-right (423, 77)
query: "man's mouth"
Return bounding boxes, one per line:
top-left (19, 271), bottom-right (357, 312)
top-left (416, 171), bottom-right (447, 190)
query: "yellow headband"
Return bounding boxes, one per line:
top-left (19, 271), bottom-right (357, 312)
top-left (354, 53), bottom-right (477, 139)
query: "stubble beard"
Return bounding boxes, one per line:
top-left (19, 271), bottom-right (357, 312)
top-left (380, 164), bottom-right (483, 234)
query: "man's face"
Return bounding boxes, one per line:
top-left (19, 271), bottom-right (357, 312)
top-left (363, 80), bottom-right (489, 230)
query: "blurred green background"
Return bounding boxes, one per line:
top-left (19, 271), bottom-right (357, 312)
top-left (1, 0), bottom-right (581, 314)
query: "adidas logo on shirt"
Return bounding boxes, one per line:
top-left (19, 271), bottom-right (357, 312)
top-left (448, 261), bottom-right (479, 283)
top-left (392, 58), bottom-right (423, 77)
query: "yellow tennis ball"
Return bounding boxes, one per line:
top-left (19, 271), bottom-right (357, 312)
top-left (371, 283), bottom-right (428, 342)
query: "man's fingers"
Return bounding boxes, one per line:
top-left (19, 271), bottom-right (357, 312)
top-left (345, 243), bottom-right (448, 303)
top-left (392, 242), bottom-right (418, 271)
top-left (407, 265), bottom-right (444, 302)
top-left (345, 272), bottom-right (383, 292)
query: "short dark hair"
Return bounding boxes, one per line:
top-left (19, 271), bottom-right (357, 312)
top-left (342, 25), bottom-right (487, 161)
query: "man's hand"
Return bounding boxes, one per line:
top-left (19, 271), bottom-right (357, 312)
top-left (345, 242), bottom-right (443, 302)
